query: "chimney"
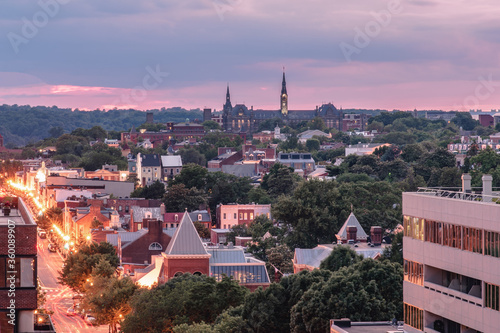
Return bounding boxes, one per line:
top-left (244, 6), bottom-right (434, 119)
top-left (146, 218), bottom-right (162, 242)
top-left (462, 174), bottom-right (472, 193)
top-left (346, 226), bottom-right (357, 243)
top-left (370, 226), bottom-right (383, 246)
top-left (160, 203), bottom-right (165, 215)
top-left (482, 174), bottom-right (493, 203)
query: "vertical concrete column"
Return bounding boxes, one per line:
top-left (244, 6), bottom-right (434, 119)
top-left (482, 174), bottom-right (492, 203)
top-left (462, 174), bottom-right (471, 193)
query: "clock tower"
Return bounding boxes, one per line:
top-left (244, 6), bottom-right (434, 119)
top-left (280, 69), bottom-right (288, 116)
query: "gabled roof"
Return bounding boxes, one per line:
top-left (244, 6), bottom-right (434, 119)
top-left (140, 154), bottom-right (161, 167)
top-left (161, 155), bottom-right (182, 167)
top-left (165, 212), bottom-right (208, 255)
top-left (131, 207), bottom-right (163, 223)
top-left (336, 212), bottom-right (368, 240)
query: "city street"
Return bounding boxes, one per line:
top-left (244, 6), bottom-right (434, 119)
top-left (38, 232), bottom-right (109, 333)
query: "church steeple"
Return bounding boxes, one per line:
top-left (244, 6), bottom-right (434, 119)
top-left (224, 83), bottom-right (232, 111)
top-left (280, 68), bottom-right (288, 116)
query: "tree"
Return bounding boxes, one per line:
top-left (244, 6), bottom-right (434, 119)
top-left (451, 112), bottom-right (478, 131)
top-left (163, 184), bottom-right (208, 212)
top-left (130, 180), bottom-right (166, 199)
top-left (266, 244), bottom-right (294, 278)
top-left (290, 259), bottom-right (403, 332)
top-left (59, 242), bottom-right (119, 293)
top-left (170, 163), bottom-right (209, 190)
top-left (121, 274), bottom-right (248, 333)
top-left (83, 272), bottom-right (138, 333)
top-left (261, 163), bottom-right (301, 198)
top-left (202, 120), bottom-right (221, 131)
top-left (177, 148), bottom-right (207, 166)
top-left (382, 232), bottom-right (403, 264)
top-left (247, 187), bottom-right (271, 204)
top-left (49, 126), bottom-right (64, 138)
top-left (319, 245), bottom-right (363, 272)
top-left (305, 138), bottom-right (320, 152)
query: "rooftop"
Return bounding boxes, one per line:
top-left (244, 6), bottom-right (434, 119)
top-left (330, 321), bottom-right (402, 333)
top-left (414, 187), bottom-right (500, 204)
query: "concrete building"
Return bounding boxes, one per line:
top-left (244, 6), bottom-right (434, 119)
top-left (402, 174), bottom-right (500, 333)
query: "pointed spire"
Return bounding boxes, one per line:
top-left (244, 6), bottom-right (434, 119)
top-left (281, 68), bottom-right (287, 95)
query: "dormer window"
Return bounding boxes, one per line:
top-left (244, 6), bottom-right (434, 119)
top-left (198, 214), bottom-right (202, 221)
top-left (148, 242), bottom-right (162, 250)
top-left (175, 214), bottom-right (178, 221)
top-left (145, 211), bottom-right (152, 218)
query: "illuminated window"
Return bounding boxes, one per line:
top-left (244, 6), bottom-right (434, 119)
top-left (404, 303), bottom-right (423, 331)
top-left (404, 260), bottom-right (423, 286)
top-left (403, 216), bottom-right (424, 241)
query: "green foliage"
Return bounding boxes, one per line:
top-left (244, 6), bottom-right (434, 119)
top-left (0, 104), bottom-right (202, 146)
top-left (59, 242), bottom-right (119, 293)
top-left (83, 275), bottom-right (138, 333)
top-left (290, 259), bottom-right (403, 332)
top-left (382, 232), bottom-right (403, 265)
top-left (451, 112), bottom-right (479, 131)
top-left (163, 184), bottom-right (208, 212)
top-left (247, 187), bottom-right (271, 204)
top-left (202, 120), bottom-right (221, 131)
top-left (176, 148), bottom-right (207, 166)
top-left (319, 246), bottom-right (364, 272)
top-left (261, 163), bottom-right (302, 198)
top-left (130, 180), bottom-right (166, 199)
top-left (272, 180), bottom-right (401, 249)
top-left (170, 164), bottom-right (209, 190)
top-left (121, 274), bottom-right (248, 333)
top-left (305, 138), bottom-right (320, 152)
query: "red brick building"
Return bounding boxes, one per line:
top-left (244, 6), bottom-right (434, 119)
top-left (0, 198), bottom-right (39, 332)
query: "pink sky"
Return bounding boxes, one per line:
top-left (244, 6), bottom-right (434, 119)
top-left (1, 0), bottom-right (500, 111)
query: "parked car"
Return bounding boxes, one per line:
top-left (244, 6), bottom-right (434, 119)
top-left (48, 243), bottom-right (57, 252)
top-left (84, 313), bottom-right (97, 325)
top-left (38, 230), bottom-right (47, 239)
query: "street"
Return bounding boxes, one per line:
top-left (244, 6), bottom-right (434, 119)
top-left (37, 235), bottom-right (109, 333)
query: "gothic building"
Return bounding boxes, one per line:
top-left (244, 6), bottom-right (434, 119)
top-left (222, 71), bottom-right (343, 133)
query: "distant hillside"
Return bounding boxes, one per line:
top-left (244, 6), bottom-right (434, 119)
top-left (0, 105), bottom-right (203, 147)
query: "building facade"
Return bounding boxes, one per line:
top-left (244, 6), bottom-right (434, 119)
top-left (222, 72), bottom-right (343, 134)
top-left (216, 203), bottom-right (271, 229)
top-left (402, 175), bottom-right (500, 333)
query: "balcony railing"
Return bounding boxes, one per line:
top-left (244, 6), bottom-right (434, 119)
top-left (416, 187), bottom-right (500, 204)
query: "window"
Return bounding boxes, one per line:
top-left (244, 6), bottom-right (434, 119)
top-left (223, 213), bottom-right (226, 219)
top-left (403, 216), bottom-right (424, 241)
top-left (404, 260), bottom-right (423, 286)
top-left (485, 231), bottom-right (500, 258)
top-left (170, 224), bottom-right (174, 228)
top-left (125, 206), bottom-right (129, 213)
top-left (0, 257), bottom-right (35, 288)
top-left (234, 213), bottom-right (237, 219)
top-left (404, 303), bottom-right (423, 331)
top-left (175, 214), bottom-right (178, 221)
top-left (425, 220), bottom-right (442, 244)
top-left (118, 205), bottom-right (122, 211)
top-left (485, 282), bottom-right (500, 311)
top-left (463, 226), bottom-right (482, 254)
top-left (442, 223), bottom-right (461, 249)
top-left (239, 213), bottom-right (243, 219)
top-left (250, 213), bottom-right (254, 220)
top-left (138, 224), bottom-right (142, 230)
top-left (148, 242), bottom-right (163, 250)
top-left (244, 213), bottom-right (247, 220)
top-left (198, 214), bottom-right (202, 221)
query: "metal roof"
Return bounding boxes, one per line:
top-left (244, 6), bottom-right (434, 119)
top-left (210, 265), bottom-right (270, 284)
top-left (161, 155), bottom-right (182, 167)
top-left (165, 212), bottom-right (208, 255)
top-left (207, 248), bottom-right (246, 264)
top-left (337, 212), bottom-right (368, 240)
